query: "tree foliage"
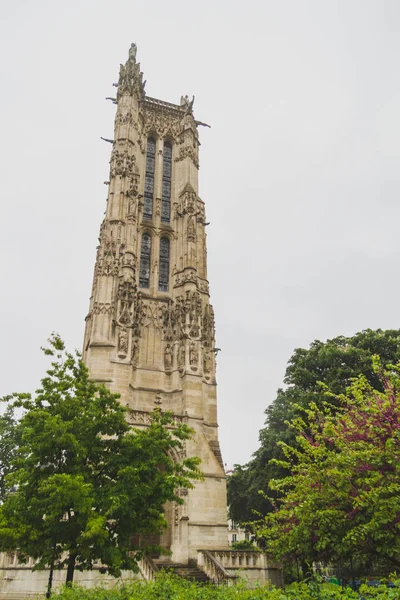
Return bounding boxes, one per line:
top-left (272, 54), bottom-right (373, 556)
top-left (228, 329), bottom-right (400, 525)
top-left (0, 404), bottom-right (19, 502)
top-left (255, 358), bottom-right (400, 568)
top-left (0, 335), bottom-right (201, 586)
top-left (41, 572), bottom-right (364, 600)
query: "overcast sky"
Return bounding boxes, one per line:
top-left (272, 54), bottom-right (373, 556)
top-left (1, 0), bottom-right (400, 468)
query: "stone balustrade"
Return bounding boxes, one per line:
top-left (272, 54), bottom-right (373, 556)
top-left (197, 549), bottom-right (237, 585)
top-left (197, 549), bottom-right (283, 588)
top-left (138, 555), bottom-right (159, 581)
top-left (210, 549), bottom-right (268, 569)
top-left (0, 552), bottom-right (36, 569)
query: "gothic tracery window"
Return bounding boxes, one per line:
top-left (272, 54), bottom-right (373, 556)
top-left (144, 137), bottom-right (156, 220)
top-left (158, 237), bottom-right (170, 292)
top-left (139, 232), bottom-right (151, 288)
top-left (161, 141), bottom-right (172, 222)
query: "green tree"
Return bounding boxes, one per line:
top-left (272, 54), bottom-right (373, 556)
top-left (0, 335), bottom-right (201, 591)
top-left (0, 405), bottom-right (19, 502)
top-left (255, 358), bottom-right (400, 569)
top-left (228, 329), bottom-right (400, 525)
top-left (230, 539), bottom-right (259, 551)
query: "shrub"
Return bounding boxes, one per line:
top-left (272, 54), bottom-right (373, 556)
top-left (52, 572), bottom-right (400, 600)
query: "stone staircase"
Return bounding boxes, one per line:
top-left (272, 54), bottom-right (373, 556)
top-left (154, 560), bottom-right (211, 583)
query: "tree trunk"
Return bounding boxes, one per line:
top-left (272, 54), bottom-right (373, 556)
top-left (46, 538), bottom-right (57, 598)
top-left (46, 555), bottom-right (55, 598)
top-left (301, 559), bottom-right (312, 579)
top-left (65, 552), bottom-right (76, 586)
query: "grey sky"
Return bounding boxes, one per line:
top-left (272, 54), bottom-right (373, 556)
top-left (1, 0), bottom-right (400, 468)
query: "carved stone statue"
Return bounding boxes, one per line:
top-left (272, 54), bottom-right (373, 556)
top-left (203, 349), bottom-right (211, 374)
top-left (164, 344), bottom-right (173, 370)
top-left (178, 340), bottom-right (186, 369)
top-left (189, 342), bottom-right (198, 366)
top-left (131, 336), bottom-right (139, 368)
top-left (118, 328), bottom-right (128, 355)
top-left (189, 322), bottom-right (199, 338)
top-left (181, 94), bottom-right (195, 116)
top-left (187, 214), bottom-right (196, 241)
top-left (129, 43), bottom-right (137, 61)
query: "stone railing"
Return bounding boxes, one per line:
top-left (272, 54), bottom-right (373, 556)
top-left (197, 549), bottom-right (283, 588)
top-left (197, 550), bottom-right (238, 585)
top-left (138, 555), bottom-right (159, 581)
top-left (0, 552), bottom-right (36, 569)
top-left (143, 97), bottom-right (184, 115)
top-left (209, 549), bottom-right (269, 569)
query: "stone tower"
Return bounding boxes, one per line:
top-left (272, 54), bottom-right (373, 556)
top-left (83, 45), bottom-right (228, 563)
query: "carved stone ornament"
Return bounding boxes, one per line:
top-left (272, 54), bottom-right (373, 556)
top-left (180, 95), bottom-right (195, 116)
top-left (187, 214), bottom-right (196, 242)
top-left (114, 111), bottom-right (137, 130)
top-left (95, 251), bottom-right (120, 277)
top-left (142, 109), bottom-right (180, 139)
top-left (126, 174), bottom-right (140, 199)
top-left (197, 279), bottom-right (209, 295)
top-left (189, 342), bottom-right (198, 368)
top-left (175, 127), bottom-right (199, 169)
top-left (131, 335), bottom-right (139, 368)
top-left (118, 327), bottom-right (129, 356)
top-left (141, 300), bottom-right (164, 330)
top-left (129, 295), bottom-right (145, 369)
top-left (202, 304), bottom-right (215, 348)
top-left (175, 144), bottom-right (199, 169)
top-left (161, 290), bottom-right (210, 346)
top-left (128, 409), bottom-right (183, 428)
top-left (173, 268), bottom-right (198, 288)
top-left (164, 343), bottom-right (173, 371)
top-left (178, 340), bottom-right (186, 371)
top-left (174, 184), bottom-right (204, 225)
top-left (203, 347), bottom-right (211, 379)
top-left (116, 272), bottom-right (136, 326)
top-left (117, 45), bottom-right (145, 100)
top-left (93, 302), bottom-right (113, 315)
top-left (110, 148), bottom-right (136, 179)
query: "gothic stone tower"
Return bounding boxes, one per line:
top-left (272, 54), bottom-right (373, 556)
top-left (83, 45), bottom-right (228, 563)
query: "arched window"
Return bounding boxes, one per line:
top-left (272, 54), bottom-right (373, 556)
top-left (161, 142), bottom-right (172, 222)
top-left (158, 237), bottom-right (170, 292)
top-left (139, 233), bottom-right (151, 288)
top-left (144, 137), bottom-right (155, 220)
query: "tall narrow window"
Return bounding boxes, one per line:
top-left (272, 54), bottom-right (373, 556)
top-left (158, 237), bottom-right (170, 292)
top-left (144, 137), bottom-right (155, 220)
top-left (139, 233), bottom-right (151, 288)
top-left (161, 142), bottom-right (172, 222)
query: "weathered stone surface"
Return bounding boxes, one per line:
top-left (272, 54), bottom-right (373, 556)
top-left (83, 44), bottom-right (228, 564)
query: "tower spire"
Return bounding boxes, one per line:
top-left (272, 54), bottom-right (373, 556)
top-left (83, 46), bottom-right (227, 563)
top-left (116, 42), bottom-right (146, 101)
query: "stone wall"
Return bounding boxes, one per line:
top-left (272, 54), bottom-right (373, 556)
top-left (0, 553), bottom-right (139, 600)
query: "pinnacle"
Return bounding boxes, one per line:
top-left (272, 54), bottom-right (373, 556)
top-left (180, 182), bottom-right (196, 195)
